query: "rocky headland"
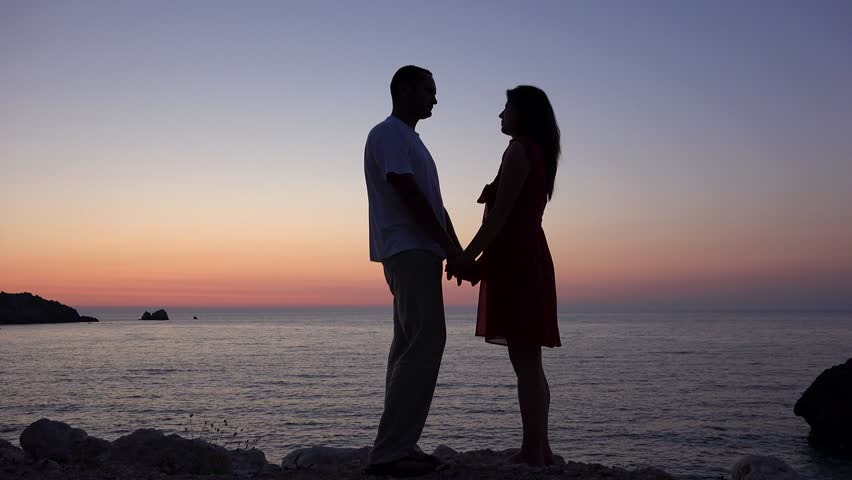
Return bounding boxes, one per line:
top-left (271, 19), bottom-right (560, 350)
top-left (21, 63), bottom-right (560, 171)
top-left (0, 292), bottom-right (98, 325)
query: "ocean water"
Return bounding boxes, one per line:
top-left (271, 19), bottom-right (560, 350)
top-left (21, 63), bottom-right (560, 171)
top-left (1, 308), bottom-right (851, 479)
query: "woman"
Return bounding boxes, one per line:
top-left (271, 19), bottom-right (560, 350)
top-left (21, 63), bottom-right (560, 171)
top-left (447, 85), bottom-right (561, 465)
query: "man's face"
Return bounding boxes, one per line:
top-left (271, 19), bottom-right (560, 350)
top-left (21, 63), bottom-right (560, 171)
top-left (406, 74), bottom-right (437, 119)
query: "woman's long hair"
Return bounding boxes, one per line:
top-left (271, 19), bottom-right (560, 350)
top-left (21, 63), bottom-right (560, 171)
top-left (506, 86), bottom-right (561, 201)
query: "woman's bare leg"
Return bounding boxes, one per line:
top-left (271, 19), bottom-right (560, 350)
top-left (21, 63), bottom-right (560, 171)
top-left (507, 343), bottom-right (553, 465)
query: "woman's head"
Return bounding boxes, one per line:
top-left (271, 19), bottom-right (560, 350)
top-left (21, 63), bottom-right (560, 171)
top-left (500, 86), bottom-right (561, 200)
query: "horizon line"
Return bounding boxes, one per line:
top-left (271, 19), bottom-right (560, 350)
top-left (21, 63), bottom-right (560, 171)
top-left (74, 304), bottom-right (852, 314)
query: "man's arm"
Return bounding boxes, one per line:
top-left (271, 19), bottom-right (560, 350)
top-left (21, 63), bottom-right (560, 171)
top-left (443, 208), bottom-right (467, 285)
top-left (444, 208), bottom-right (463, 252)
top-left (387, 173), bottom-right (462, 258)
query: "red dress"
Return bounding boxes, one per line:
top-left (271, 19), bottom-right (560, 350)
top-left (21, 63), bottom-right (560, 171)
top-left (475, 136), bottom-right (561, 347)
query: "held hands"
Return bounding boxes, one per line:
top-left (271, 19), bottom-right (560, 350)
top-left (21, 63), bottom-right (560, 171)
top-left (446, 252), bottom-right (481, 286)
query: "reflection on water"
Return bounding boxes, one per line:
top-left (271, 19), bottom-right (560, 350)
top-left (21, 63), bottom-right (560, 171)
top-left (2, 308), bottom-right (851, 479)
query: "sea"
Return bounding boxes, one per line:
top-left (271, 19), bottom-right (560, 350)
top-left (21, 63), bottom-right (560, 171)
top-left (2, 308), bottom-right (851, 479)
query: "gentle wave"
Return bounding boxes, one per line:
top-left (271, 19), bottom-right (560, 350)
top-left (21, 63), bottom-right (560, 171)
top-left (2, 310), bottom-right (851, 480)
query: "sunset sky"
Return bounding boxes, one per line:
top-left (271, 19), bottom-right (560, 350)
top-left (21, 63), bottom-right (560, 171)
top-left (2, 1), bottom-right (851, 309)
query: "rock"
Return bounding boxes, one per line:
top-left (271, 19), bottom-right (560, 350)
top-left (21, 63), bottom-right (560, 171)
top-left (35, 458), bottom-right (61, 471)
top-left (0, 439), bottom-right (28, 465)
top-left (491, 448), bottom-right (566, 466)
top-left (794, 358), bottom-right (852, 450)
top-left (0, 292), bottom-right (98, 325)
top-left (81, 436), bottom-right (111, 465)
top-left (439, 449), bottom-right (670, 479)
top-left (140, 309), bottom-right (169, 320)
top-left (282, 446), bottom-right (371, 470)
top-left (631, 467), bottom-right (680, 480)
top-left (110, 428), bottom-right (231, 474)
top-left (280, 446), bottom-right (673, 479)
top-left (230, 447), bottom-right (269, 476)
top-left (432, 444), bottom-right (459, 460)
top-left (19, 418), bottom-right (107, 464)
top-left (732, 455), bottom-right (800, 480)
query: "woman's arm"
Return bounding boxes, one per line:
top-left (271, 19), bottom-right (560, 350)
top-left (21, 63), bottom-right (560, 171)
top-left (463, 141), bottom-right (529, 259)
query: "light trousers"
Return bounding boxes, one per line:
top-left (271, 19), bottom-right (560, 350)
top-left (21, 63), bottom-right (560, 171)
top-left (368, 249), bottom-right (446, 465)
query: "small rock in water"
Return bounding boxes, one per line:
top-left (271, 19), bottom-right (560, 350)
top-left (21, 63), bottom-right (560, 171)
top-left (140, 309), bottom-right (169, 320)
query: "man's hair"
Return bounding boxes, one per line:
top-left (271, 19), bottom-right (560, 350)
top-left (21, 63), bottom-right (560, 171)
top-left (390, 65), bottom-right (432, 104)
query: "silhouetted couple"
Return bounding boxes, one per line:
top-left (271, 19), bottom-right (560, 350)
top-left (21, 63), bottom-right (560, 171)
top-left (364, 65), bottom-right (561, 477)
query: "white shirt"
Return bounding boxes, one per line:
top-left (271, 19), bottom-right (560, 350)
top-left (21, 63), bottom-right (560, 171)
top-left (364, 115), bottom-right (447, 262)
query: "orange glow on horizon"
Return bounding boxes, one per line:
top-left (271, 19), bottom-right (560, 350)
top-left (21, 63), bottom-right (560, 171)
top-left (5, 257), bottom-right (850, 309)
top-left (4, 194), bottom-right (851, 309)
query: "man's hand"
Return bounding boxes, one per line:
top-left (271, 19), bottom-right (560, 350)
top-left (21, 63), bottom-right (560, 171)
top-left (444, 243), bottom-right (463, 260)
top-left (446, 253), bottom-right (479, 286)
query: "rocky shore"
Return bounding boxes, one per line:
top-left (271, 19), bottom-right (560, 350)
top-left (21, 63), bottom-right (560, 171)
top-left (1, 419), bottom-right (682, 480)
top-left (2, 419), bottom-right (810, 480)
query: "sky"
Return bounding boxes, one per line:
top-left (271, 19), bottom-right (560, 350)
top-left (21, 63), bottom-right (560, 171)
top-left (2, 1), bottom-right (851, 310)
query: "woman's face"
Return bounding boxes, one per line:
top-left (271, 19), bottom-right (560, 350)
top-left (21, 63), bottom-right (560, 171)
top-left (499, 101), bottom-right (520, 136)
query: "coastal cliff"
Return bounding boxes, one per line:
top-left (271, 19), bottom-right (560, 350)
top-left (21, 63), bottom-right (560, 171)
top-left (0, 292), bottom-right (98, 325)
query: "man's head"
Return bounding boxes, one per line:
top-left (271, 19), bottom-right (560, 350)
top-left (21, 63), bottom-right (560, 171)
top-left (390, 65), bottom-right (436, 120)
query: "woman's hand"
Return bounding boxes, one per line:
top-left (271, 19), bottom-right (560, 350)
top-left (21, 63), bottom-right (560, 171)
top-left (446, 252), bottom-right (479, 286)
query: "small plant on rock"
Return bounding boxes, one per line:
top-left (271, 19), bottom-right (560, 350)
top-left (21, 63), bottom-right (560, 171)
top-left (181, 414), bottom-right (260, 451)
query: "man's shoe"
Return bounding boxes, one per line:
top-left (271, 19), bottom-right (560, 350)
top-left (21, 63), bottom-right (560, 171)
top-left (411, 451), bottom-right (448, 470)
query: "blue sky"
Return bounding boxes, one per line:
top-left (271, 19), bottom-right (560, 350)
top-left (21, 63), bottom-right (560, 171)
top-left (2, 1), bottom-right (851, 309)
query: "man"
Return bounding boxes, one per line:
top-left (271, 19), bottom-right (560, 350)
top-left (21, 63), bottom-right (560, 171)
top-left (363, 65), bottom-right (463, 476)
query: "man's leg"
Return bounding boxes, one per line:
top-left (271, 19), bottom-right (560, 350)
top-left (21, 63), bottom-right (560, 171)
top-left (384, 294), bottom-right (406, 401)
top-left (369, 250), bottom-right (446, 466)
